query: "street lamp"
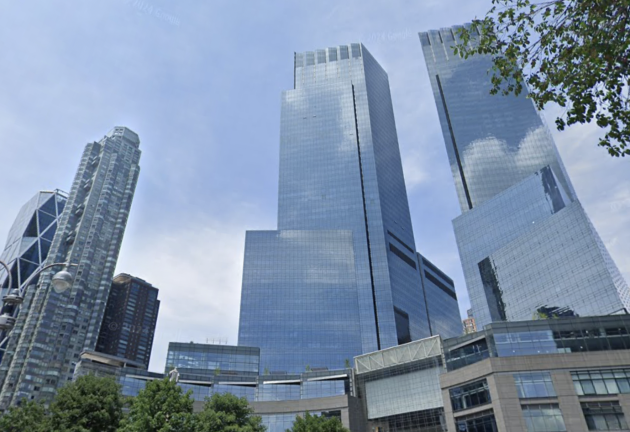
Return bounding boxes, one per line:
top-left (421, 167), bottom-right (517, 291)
top-left (0, 260), bottom-right (77, 338)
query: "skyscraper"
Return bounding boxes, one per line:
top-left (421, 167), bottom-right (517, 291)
top-left (0, 127), bottom-right (141, 406)
top-left (96, 274), bottom-right (160, 368)
top-left (419, 26), bottom-right (630, 329)
top-left (0, 190), bottom-right (68, 295)
top-left (0, 190), bottom-right (67, 356)
top-left (238, 44), bottom-right (461, 374)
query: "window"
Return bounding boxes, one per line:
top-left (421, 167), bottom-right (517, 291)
top-left (522, 404), bottom-right (566, 432)
top-left (389, 243), bottom-right (417, 269)
top-left (582, 402), bottom-right (629, 431)
top-left (445, 338), bottom-right (490, 371)
top-left (573, 369), bottom-right (630, 395)
top-left (339, 46), bottom-right (349, 60)
top-left (455, 409), bottom-right (498, 432)
top-left (449, 379), bottom-right (491, 412)
top-left (515, 372), bottom-right (557, 398)
top-left (394, 307), bottom-right (411, 345)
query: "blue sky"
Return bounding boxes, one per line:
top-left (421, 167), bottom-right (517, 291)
top-left (0, 0), bottom-right (628, 372)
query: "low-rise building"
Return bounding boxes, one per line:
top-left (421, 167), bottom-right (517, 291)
top-left (77, 316), bottom-right (630, 432)
top-left (441, 315), bottom-right (630, 432)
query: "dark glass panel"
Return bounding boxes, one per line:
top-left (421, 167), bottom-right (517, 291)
top-left (41, 223), bottom-right (57, 242)
top-left (37, 211), bottom-right (55, 232)
top-left (39, 197), bottom-right (57, 217)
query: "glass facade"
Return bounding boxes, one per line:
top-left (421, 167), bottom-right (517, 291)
top-left (256, 383), bottom-right (301, 401)
top-left (444, 336), bottom-right (490, 371)
top-left (444, 315), bottom-right (630, 371)
top-left (0, 190), bottom-right (67, 294)
top-left (419, 254), bottom-right (462, 338)
top-left (420, 27), bottom-right (630, 329)
top-left (355, 336), bottom-right (447, 431)
top-left (521, 404), bottom-right (566, 432)
top-left (301, 379), bottom-right (347, 399)
top-left (261, 411), bottom-right (342, 432)
top-left (165, 342), bottom-right (260, 377)
top-left (514, 372), bottom-right (556, 398)
top-left (455, 409), bottom-right (498, 432)
top-left (239, 230), bottom-right (363, 373)
top-left (0, 190), bottom-right (67, 357)
top-left (239, 44), bottom-right (460, 374)
top-left (0, 127), bottom-right (141, 407)
top-left (96, 274), bottom-right (160, 367)
top-left (581, 402), bottom-right (629, 431)
top-left (573, 369), bottom-right (630, 396)
top-left (449, 379), bottom-right (491, 412)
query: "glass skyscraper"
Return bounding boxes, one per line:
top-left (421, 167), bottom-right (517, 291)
top-left (0, 127), bottom-right (141, 406)
top-left (239, 44), bottom-right (461, 374)
top-left (0, 190), bottom-right (68, 296)
top-left (419, 26), bottom-right (630, 329)
top-left (0, 190), bottom-right (67, 357)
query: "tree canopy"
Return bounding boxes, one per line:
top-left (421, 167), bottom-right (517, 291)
top-left (48, 375), bottom-right (124, 432)
top-left (0, 400), bottom-right (49, 432)
top-left (286, 413), bottom-right (349, 432)
top-left (118, 377), bottom-right (197, 432)
top-left (455, 0), bottom-right (630, 157)
top-left (196, 393), bottom-right (266, 432)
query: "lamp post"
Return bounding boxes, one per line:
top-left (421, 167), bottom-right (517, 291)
top-left (0, 260), bottom-right (76, 348)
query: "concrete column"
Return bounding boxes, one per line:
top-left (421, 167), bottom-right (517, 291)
top-left (618, 394), bottom-right (630, 428)
top-left (441, 388), bottom-right (456, 432)
top-left (551, 371), bottom-right (588, 432)
top-left (489, 373), bottom-right (527, 431)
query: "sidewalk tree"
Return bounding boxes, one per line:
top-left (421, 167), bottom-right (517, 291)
top-left (287, 413), bottom-right (349, 432)
top-left (48, 375), bottom-right (123, 432)
top-left (0, 400), bottom-right (49, 432)
top-left (196, 393), bottom-right (265, 432)
top-left (118, 377), bottom-right (197, 432)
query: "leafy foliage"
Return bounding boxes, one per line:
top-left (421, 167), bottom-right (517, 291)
top-left (48, 375), bottom-right (123, 432)
top-left (196, 393), bottom-right (266, 432)
top-left (287, 413), bottom-right (349, 432)
top-left (0, 400), bottom-right (49, 432)
top-left (455, 0), bottom-right (630, 157)
top-left (118, 377), bottom-right (197, 432)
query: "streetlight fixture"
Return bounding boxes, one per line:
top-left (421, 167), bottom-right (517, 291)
top-left (0, 260), bottom-right (77, 338)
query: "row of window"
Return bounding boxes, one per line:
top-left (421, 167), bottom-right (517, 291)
top-left (455, 403), bottom-right (628, 432)
top-left (453, 368), bottom-right (630, 406)
top-left (573, 369), bottom-right (630, 396)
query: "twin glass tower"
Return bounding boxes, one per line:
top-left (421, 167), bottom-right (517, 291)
top-left (238, 44), bottom-right (461, 374)
top-left (240, 33), bottom-right (630, 374)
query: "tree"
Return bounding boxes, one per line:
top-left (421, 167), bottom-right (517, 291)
top-left (119, 377), bottom-right (197, 432)
top-left (0, 400), bottom-right (49, 432)
top-left (454, 0), bottom-right (630, 157)
top-left (48, 375), bottom-right (123, 432)
top-left (287, 413), bottom-right (349, 432)
top-left (196, 393), bottom-right (265, 432)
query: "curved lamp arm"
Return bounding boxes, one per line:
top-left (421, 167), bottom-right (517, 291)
top-left (0, 262), bottom-right (77, 352)
top-left (17, 262), bottom-right (77, 297)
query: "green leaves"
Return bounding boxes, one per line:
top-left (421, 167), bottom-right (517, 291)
top-left (0, 377), bottom-right (351, 432)
top-left (455, 0), bottom-right (630, 157)
top-left (0, 400), bottom-right (49, 432)
top-left (287, 413), bottom-right (349, 432)
top-left (49, 375), bottom-right (124, 432)
top-left (196, 393), bottom-right (265, 432)
top-left (118, 378), bottom-right (196, 432)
